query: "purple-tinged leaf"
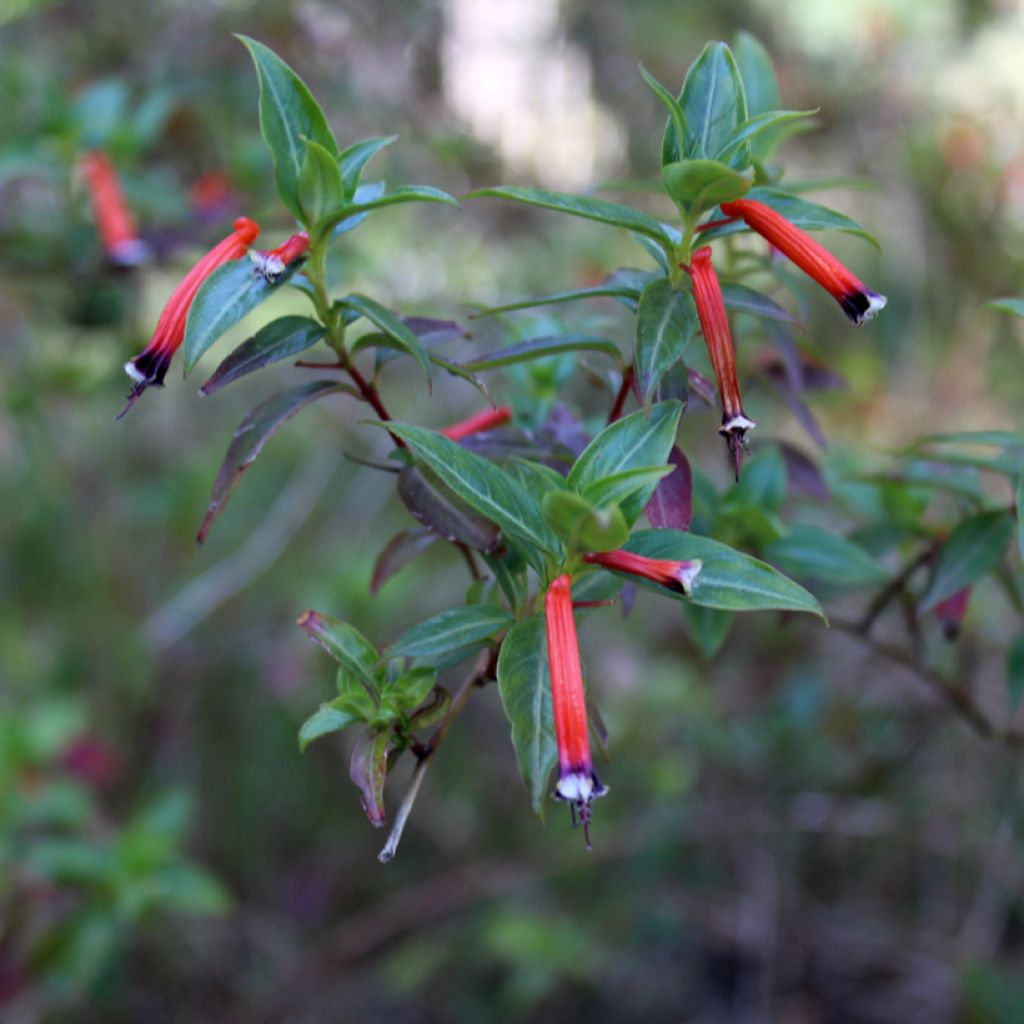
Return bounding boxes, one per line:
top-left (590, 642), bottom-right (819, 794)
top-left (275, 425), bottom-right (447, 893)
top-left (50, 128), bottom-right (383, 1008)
top-left (370, 528), bottom-right (440, 595)
top-left (654, 360), bottom-right (690, 407)
top-left (721, 282), bottom-right (799, 325)
top-left (540, 403), bottom-right (591, 460)
top-left (645, 446), bottom-right (693, 530)
top-left (458, 429), bottom-right (552, 462)
top-left (762, 367), bottom-right (829, 450)
top-left (349, 729), bottom-right (389, 827)
top-left (687, 367), bottom-right (717, 408)
top-left (780, 442), bottom-right (829, 500)
top-left (197, 380), bottom-right (344, 543)
top-left (296, 610), bottom-right (381, 691)
top-left (200, 316), bottom-right (326, 395)
top-left (1007, 635), bottom-right (1024, 713)
top-left (397, 465), bottom-right (503, 554)
top-left (402, 317), bottom-right (467, 344)
top-left (764, 322), bottom-right (805, 392)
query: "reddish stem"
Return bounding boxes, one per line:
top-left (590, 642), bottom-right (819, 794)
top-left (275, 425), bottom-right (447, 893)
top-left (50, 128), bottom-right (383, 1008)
top-left (608, 365), bottom-right (634, 424)
top-left (345, 361), bottom-right (406, 449)
top-left (695, 215), bottom-right (739, 234)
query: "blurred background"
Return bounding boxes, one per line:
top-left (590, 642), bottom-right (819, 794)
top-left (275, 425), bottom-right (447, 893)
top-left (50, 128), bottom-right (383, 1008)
top-left (2, 0), bottom-right (1024, 1021)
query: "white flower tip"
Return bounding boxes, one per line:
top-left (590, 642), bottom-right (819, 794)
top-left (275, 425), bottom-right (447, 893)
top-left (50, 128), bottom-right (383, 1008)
top-left (123, 360), bottom-right (146, 383)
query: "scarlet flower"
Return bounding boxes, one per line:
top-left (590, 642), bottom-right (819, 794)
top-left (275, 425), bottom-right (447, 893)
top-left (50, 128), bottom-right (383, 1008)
top-left (719, 198), bottom-right (887, 325)
top-left (79, 151), bottom-right (149, 267)
top-left (121, 216), bottom-right (260, 415)
top-left (688, 245), bottom-right (755, 479)
top-left (583, 549), bottom-right (702, 596)
top-left (545, 574), bottom-right (606, 848)
top-left (440, 405), bottom-right (513, 441)
top-left (250, 230), bottom-right (310, 283)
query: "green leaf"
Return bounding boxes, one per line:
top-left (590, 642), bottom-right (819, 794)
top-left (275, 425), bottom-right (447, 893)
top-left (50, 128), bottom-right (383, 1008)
top-left (1017, 474), bottom-right (1024, 560)
top-left (463, 333), bottom-right (622, 372)
top-left (1007, 635), bottom-right (1024, 714)
top-left (764, 524), bottom-right (891, 587)
top-left (469, 284), bottom-right (641, 319)
top-left (717, 109), bottom-right (817, 164)
top-left (384, 423), bottom-right (561, 567)
top-left (733, 31), bottom-right (780, 118)
top-left (683, 603), bottom-right (734, 658)
top-left (674, 41), bottom-right (748, 164)
top-left (989, 298), bottom-right (1024, 319)
top-left (625, 530), bottom-right (826, 617)
top-left (496, 615), bottom-right (557, 816)
top-left (582, 465), bottom-right (675, 509)
top-left (349, 728), bottom-right (389, 826)
top-left (387, 668), bottom-right (438, 711)
top-left (908, 431), bottom-right (1024, 448)
top-left (464, 186), bottom-right (675, 252)
top-left (725, 446), bottom-right (787, 512)
top-left (197, 381), bottom-right (344, 542)
top-left (720, 282), bottom-right (797, 323)
top-left (334, 184), bottom-right (459, 223)
top-left (340, 293), bottom-right (431, 384)
top-left (389, 605), bottom-right (513, 659)
top-left (638, 64), bottom-right (686, 168)
top-left (568, 402), bottom-right (682, 524)
top-left (541, 490), bottom-right (629, 553)
top-left (299, 702), bottom-right (361, 751)
top-left (200, 316), bottom-right (326, 396)
top-left (338, 134), bottom-right (397, 197)
top-left (919, 510), bottom-right (1015, 613)
top-left (183, 257), bottom-right (290, 374)
top-left (298, 136), bottom-right (346, 232)
top-left (701, 186), bottom-right (878, 248)
top-left (297, 610), bottom-right (382, 692)
top-left (634, 280), bottom-right (698, 404)
top-left (662, 159), bottom-right (751, 214)
top-left (237, 35), bottom-right (336, 221)
top-left (332, 180), bottom-right (385, 237)
top-left (397, 465), bottom-right (503, 554)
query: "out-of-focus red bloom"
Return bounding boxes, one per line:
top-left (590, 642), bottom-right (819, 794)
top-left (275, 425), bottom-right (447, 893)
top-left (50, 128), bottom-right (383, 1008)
top-left (121, 216), bottom-right (260, 415)
top-left (59, 735), bottom-right (121, 790)
top-left (79, 151), bottom-right (149, 267)
top-left (583, 549), bottom-right (702, 596)
top-left (934, 586), bottom-right (971, 640)
top-left (440, 405), bottom-right (513, 441)
top-left (250, 231), bottom-right (310, 282)
top-left (545, 574), bottom-right (606, 848)
top-left (688, 245), bottom-right (755, 479)
top-left (190, 170), bottom-right (236, 223)
top-left (720, 198), bottom-right (887, 325)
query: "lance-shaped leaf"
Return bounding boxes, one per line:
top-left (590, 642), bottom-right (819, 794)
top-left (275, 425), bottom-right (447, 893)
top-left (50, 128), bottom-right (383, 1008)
top-left (197, 381), bottom-right (344, 542)
top-left (298, 136), bottom-right (346, 232)
top-left (469, 284), bottom-right (641, 319)
top-left (989, 298), bottom-right (1024, 319)
top-left (634, 280), bottom-right (698, 405)
top-left (323, 185), bottom-right (459, 236)
top-left (624, 529), bottom-right (825, 617)
top-left (385, 423), bottom-right (561, 567)
top-left (389, 605), bottom-right (513, 660)
top-left (662, 159), bottom-right (751, 214)
top-left (464, 185), bottom-right (675, 253)
top-left (332, 180), bottom-right (386, 237)
top-left (397, 465), bottom-right (502, 554)
top-left (296, 610), bottom-right (382, 693)
top-left (370, 528), bottom-right (440, 595)
top-left (717, 109), bottom-right (817, 164)
top-left (701, 186), bottom-right (878, 248)
top-left (541, 490), bottom-right (629, 552)
top-left (349, 728), bottom-right (389, 827)
top-left (645, 446), bottom-right (693, 530)
top-left (733, 31), bottom-right (779, 117)
top-left (764, 524), bottom-right (890, 588)
top-left (684, 602), bottom-right (734, 658)
top-left (237, 35), bottom-right (336, 221)
top-left (1007, 636), bottom-right (1024, 714)
top-left (567, 402), bottom-right (682, 524)
top-left (299, 701), bottom-right (362, 751)
top-left (919, 510), bottom-right (1015, 613)
top-left (339, 134), bottom-right (397, 197)
top-left (183, 257), bottom-right (294, 374)
top-left (907, 431), bottom-right (1024, 449)
top-left (496, 615), bottom-right (557, 816)
top-left (200, 316), bottom-right (326, 396)
top-left (463, 333), bottom-right (622, 372)
top-left (339, 293), bottom-right (431, 384)
top-left (582, 465), bottom-right (675, 510)
top-left (720, 282), bottom-right (798, 324)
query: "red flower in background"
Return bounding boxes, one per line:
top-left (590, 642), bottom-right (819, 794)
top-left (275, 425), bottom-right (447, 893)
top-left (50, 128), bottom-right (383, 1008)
top-left (688, 245), bottom-right (755, 479)
top-left (545, 574), bottom-right (606, 848)
top-left (79, 151), bottom-right (149, 267)
top-left (440, 405), bottom-right (512, 441)
top-left (720, 198), bottom-right (887, 325)
top-left (583, 549), bottom-right (702, 596)
top-left (120, 216), bottom-right (260, 416)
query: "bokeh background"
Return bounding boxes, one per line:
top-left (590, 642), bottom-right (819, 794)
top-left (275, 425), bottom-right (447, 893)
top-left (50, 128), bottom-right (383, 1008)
top-left (3, 0), bottom-right (1024, 1021)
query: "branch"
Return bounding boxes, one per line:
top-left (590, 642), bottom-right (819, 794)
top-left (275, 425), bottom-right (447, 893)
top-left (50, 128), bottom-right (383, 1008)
top-left (378, 647), bottom-right (495, 863)
top-left (607, 364), bottom-right (634, 424)
top-left (856, 544), bottom-right (935, 633)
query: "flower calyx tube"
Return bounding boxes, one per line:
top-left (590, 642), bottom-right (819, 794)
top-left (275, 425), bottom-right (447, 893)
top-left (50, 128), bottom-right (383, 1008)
top-left (719, 198), bottom-right (887, 325)
top-left (120, 216), bottom-right (260, 417)
top-left (687, 245), bottom-right (755, 480)
top-left (440, 405), bottom-right (512, 442)
top-left (79, 151), bottom-right (150, 267)
top-left (583, 550), bottom-right (702, 596)
top-left (250, 230), bottom-right (310, 283)
top-left (545, 574), bottom-right (606, 848)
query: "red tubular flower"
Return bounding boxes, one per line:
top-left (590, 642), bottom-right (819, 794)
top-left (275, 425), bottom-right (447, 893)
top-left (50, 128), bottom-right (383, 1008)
top-left (545, 574), bottom-right (606, 848)
top-left (688, 245), bottom-right (755, 479)
top-left (250, 230), bottom-right (310, 283)
top-left (440, 405), bottom-right (513, 441)
top-left (121, 216), bottom-right (260, 415)
top-left (79, 151), bottom-right (149, 266)
top-left (583, 550), bottom-right (702, 596)
top-left (719, 198), bottom-right (887, 325)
